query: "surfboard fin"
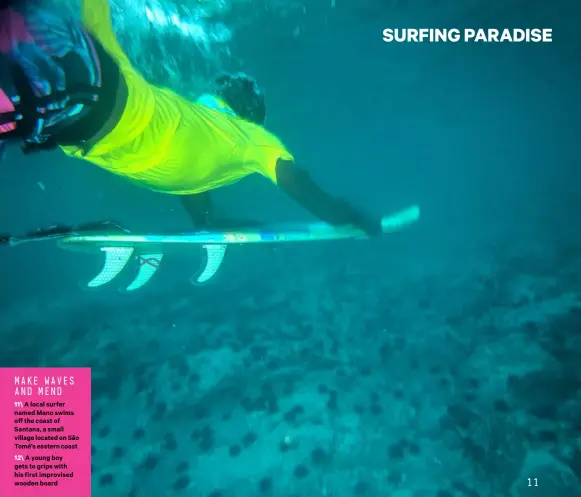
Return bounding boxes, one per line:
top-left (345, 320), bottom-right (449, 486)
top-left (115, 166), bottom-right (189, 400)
top-left (88, 247), bottom-right (134, 288)
top-left (191, 244), bottom-right (227, 284)
top-left (86, 245), bottom-right (224, 290)
top-left (126, 252), bottom-right (163, 291)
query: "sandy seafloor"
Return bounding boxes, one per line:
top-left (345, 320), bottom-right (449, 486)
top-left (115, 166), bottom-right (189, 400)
top-left (2, 225), bottom-right (581, 497)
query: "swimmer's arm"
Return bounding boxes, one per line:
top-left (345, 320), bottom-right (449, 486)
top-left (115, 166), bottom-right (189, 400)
top-left (180, 161), bottom-right (381, 235)
top-left (275, 159), bottom-right (381, 236)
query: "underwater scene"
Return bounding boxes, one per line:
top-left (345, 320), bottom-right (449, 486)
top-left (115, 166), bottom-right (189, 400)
top-left (1, 0), bottom-right (580, 496)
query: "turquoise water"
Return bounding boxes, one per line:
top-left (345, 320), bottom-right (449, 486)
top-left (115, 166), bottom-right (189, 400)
top-left (1, 0), bottom-right (581, 496)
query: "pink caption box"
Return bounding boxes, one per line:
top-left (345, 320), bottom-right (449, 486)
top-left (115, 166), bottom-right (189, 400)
top-left (0, 368), bottom-right (91, 497)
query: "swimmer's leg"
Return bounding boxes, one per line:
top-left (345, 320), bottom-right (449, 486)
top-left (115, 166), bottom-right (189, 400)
top-left (180, 192), bottom-right (213, 228)
top-left (180, 193), bottom-right (263, 231)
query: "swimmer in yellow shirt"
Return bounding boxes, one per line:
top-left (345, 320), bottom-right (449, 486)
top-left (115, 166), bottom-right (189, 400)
top-left (0, 0), bottom-right (380, 235)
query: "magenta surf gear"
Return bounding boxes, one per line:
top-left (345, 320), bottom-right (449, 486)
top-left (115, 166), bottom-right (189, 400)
top-left (0, 3), bottom-right (103, 149)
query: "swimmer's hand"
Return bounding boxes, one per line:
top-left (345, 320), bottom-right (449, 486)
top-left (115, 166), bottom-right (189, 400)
top-left (334, 198), bottom-right (382, 236)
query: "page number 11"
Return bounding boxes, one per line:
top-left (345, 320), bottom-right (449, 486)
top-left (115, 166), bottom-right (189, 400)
top-left (528, 478), bottom-right (538, 487)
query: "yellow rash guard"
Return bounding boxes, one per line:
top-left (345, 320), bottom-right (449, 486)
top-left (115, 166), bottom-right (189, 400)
top-left (61, 0), bottom-right (294, 195)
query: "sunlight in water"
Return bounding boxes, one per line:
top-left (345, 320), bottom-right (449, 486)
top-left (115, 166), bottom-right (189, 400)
top-left (144, 3), bottom-right (231, 53)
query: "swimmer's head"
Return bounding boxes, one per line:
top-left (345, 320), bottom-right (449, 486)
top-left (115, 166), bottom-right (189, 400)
top-left (212, 72), bottom-right (265, 125)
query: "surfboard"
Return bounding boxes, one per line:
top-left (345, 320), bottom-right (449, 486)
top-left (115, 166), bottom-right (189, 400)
top-left (6, 205), bottom-right (420, 291)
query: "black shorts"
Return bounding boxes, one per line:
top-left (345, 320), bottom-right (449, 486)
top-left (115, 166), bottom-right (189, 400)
top-left (0, 3), bottom-right (119, 153)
